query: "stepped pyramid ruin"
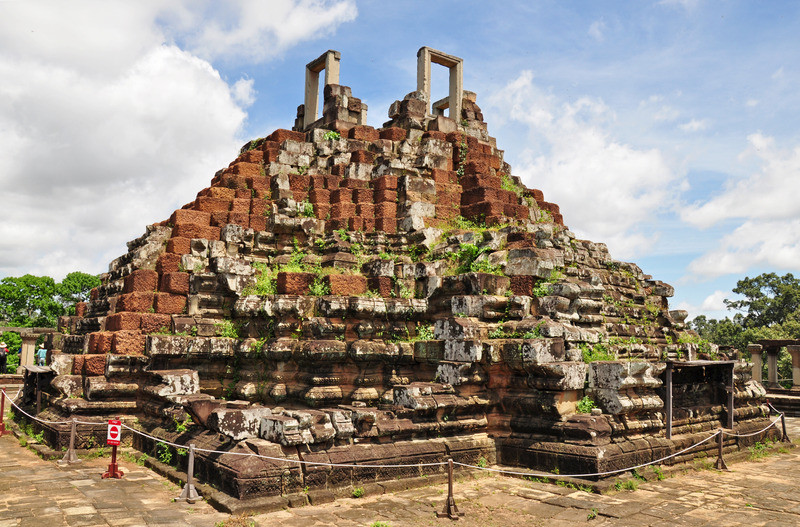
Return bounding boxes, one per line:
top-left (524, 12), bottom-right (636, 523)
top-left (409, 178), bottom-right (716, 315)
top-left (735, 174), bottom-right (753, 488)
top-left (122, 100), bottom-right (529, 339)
top-left (32, 48), bottom-right (773, 501)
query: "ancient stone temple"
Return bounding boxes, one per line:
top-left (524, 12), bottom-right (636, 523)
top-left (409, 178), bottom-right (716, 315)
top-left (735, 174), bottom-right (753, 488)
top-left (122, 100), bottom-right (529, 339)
top-left (33, 48), bottom-right (773, 501)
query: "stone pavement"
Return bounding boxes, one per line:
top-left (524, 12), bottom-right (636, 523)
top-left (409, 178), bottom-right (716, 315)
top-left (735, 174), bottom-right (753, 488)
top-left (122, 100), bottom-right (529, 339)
top-left (0, 416), bottom-right (798, 526)
top-left (0, 432), bottom-right (227, 526)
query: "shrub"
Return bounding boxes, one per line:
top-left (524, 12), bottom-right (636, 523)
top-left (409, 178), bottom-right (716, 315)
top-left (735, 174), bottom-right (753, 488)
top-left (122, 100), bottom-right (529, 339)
top-left (576, 396), bottom-right (596, 414)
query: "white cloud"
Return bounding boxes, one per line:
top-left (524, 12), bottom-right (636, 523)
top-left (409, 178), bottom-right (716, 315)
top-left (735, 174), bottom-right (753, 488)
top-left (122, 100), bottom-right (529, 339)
top-left (679, 118), bottom-right (709, 132)
top-left (673, 290), bottom-right (731, 320)
top-left (682, 133), bottom-right (800, 227)
top-left (683, 133), bottom-right (800, 278)
top-left (772, 67), bottom-right (784, 80)
top-left (746, 99), bottom-right (759, 107)
top-left (0, 0), bottom-right (356, 279)
top-left (700, 290), bottom-right (728, 311)
top-left (687, 219), bottom-right (800, 278)
top-left (487, 71), bottom-right (679, 260)
top-left (588, 20), bottom-right (606, 42)
top-left (232, 77), bottom-right (256, 106)
top-left (639, 95), bottom-right (680, 122)
top-left (175, 0), bottom-right (358, 63)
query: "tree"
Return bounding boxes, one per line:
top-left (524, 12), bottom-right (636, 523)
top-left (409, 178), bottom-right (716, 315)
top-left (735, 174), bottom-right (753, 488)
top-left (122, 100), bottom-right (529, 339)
top-left (57, 272), bottom-right (101, 314)
top-left (690, 272), bottom-right (800, 387)
top-left (0, 275), bottom-right (62, 327)
top-left (724, 272), bottom-right (800, 329)
top-left (0, 272), bottom-right (100, 327)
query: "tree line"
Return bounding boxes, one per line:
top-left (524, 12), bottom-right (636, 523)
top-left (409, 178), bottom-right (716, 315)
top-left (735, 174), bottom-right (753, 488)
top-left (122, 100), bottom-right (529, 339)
top-left (0, 272), bottom-right (100, 328)
top-left (689, 272), bottom-right (799, 386)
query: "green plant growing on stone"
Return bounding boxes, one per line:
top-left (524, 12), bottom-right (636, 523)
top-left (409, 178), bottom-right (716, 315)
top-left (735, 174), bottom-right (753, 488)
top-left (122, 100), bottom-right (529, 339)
top-left (323, 130), bottom-right (341, 141)
top-left (215, 320), bottom-right (240, 339)
top-left (652, 466), bottom-right (666, 481)
top-left (477, 456), bottom-right (488, 468)
top-left (371, 522), bottom-right (391, 527)
top-left (174, 416), bottom-right (192, 433)
top-left (614, 479), bottom-right (638, 491)
top-left (334, 228), bottom-right (350, 241)
top-left (576, 396), bottom-right (596, 414)
top-left (631, 468), bottom-right (646, 481)
top-left (587, 508), bottom-right (598, 520)
top-left (308, 275), bottom-right (330, 296)
top-left (581, 342), bottom-right (615, 362)
top-left (298, 200), bottom-right (315, 218)
top-left (352, 486), bottom-right (365, 498)
top-left (157, 443), bottom-right (173, 465)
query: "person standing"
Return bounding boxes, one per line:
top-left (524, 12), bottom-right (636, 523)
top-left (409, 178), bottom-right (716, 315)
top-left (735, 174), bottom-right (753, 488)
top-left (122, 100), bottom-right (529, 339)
top-left (36, 343), bottom-right (47, 367)
top-left (0, 342), bottom-right (7, 374)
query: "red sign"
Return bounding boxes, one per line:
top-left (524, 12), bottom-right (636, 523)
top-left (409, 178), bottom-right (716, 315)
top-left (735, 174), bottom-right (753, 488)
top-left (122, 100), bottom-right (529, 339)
top-left (107, 419), bottom-right (121, 446)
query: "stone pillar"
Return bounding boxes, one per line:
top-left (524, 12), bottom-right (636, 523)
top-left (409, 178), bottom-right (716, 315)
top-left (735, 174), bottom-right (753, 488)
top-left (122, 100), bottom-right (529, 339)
top-left (303, 50), bottom-right (341, 128)
top-left (787, 345), bottom-right (800, 389)
top-left (748, 344), bottom-right (763, 383)
top-left (20, 333), bottom-right (38, 368)
top-left (416, 47), bottom-right (463, 122)
top-left (766, 346), bottom-right (780, 389)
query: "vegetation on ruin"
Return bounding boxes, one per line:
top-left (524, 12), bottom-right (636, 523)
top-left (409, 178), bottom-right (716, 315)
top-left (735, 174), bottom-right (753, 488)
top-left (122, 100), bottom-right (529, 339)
top-left (323, 130), bottom-right (341, 141)
top-left (576, 396), bottom-right (596, 414)
top-left (215, 319), bottom-right (240, 339)
top-left (580, 342), bottom-right (616, 362)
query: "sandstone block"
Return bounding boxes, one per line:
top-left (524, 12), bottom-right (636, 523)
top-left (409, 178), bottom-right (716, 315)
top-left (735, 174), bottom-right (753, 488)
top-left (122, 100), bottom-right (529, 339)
top-left (123, 269), bottom-right (158, 293)
top-left (149, 369), bottom-right (200, 396)
top-left (117, 292), bottom-right (154, 313)
top-left (208, 407), bottom-right (274, 441)
top-left (195, 196), bottom-right (231, 212)
top-left (166, 236), bottom-right (191, 255)
top-left (139, 313), bottom-right (172, 334)
top-left (276, 272), bottom-right (315, 295)
top-left (367, 276), bottom-right (393, 297)
top-left (51, 374), bottom-right (83, 398)
top-left (269, 128), bottom-right (305, 143)
top-left (88, 331), bottom-right (114, 353)
top-left (324, 274), bottom-right (367, 295)
top-left (379, 127), bottom-right (407, 141)
top-left (106, 312), bottom-right (142, 331)
top-left (348, 125), bottom-right (379, 141)
top-left (373, 175), bottom-right (398, 191)
top-left (154, 293), bottom-right (187, 314)
top-left (169, 209), bottom-right (211, 226)
top-left (156, 252), bottom-right (182, 274)
top-left (160, 272), bottom-right (190, 295)
top-left (112, 330), bottom-right (146, 356)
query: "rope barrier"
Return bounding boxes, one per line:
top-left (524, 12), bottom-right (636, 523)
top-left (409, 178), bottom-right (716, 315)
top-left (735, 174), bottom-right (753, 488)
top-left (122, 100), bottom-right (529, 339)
top-left (721, 415), bottom-right (782, 438)
top-left (454, 429), bottom-right (721, 478)
top-left (3, 393), bottom-right (786, 474)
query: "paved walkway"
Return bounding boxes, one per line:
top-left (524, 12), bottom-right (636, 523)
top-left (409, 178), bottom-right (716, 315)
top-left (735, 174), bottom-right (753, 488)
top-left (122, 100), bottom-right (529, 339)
top-left (0, 413), bottom-right (798, 526)
top-left (0, 433), bottom-right (227, 526)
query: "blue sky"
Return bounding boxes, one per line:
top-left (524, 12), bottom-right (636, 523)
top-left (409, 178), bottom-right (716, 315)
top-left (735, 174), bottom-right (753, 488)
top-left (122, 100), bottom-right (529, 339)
top-left (1, 0), bottom-right (798, 322)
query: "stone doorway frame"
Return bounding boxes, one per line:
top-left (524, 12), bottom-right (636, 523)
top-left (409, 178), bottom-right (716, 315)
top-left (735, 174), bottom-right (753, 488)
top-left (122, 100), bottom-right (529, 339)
top-left (416, 46), bottom-right (463, 121)
top-left (303, 50), bottom-right (341, 129)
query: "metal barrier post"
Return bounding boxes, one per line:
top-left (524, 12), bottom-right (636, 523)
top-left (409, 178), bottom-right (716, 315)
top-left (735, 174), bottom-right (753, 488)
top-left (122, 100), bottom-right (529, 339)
top-left (102, 444), bottom-right (124, 479)
top-left (438, 458), bottom-right (463, 520)
top-left (0, 388), bottom-right (9, 436)
top-left (780, 413), bottom-right (790, 442)
top-left (177, 443), bottom-right (200, 503)
top-left (59, 418), bottom-right (81, 465)
top-left (714, 429), bottom-right (728, 470)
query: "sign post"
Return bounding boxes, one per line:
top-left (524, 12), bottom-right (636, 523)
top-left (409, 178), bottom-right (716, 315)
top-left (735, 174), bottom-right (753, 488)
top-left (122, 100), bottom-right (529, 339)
top-left (102, 419), bottom-right (124, 479)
